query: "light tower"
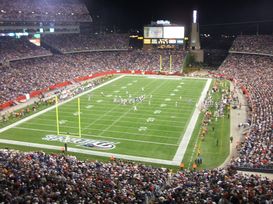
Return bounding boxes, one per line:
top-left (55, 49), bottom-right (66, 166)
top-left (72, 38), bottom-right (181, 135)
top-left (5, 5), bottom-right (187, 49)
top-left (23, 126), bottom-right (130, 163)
top-left (190, 10), bottom-right (204, 62)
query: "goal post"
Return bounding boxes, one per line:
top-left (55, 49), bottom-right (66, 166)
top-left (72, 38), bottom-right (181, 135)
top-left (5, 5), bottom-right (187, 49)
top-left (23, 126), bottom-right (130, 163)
top-left (55, 96), bottom-right (60, 135)
top-left (55, 96), bottom-right (82, 138)
top-left (159, 55), bottom-right (162, 72)
top-left (77, 97), bottom-right (82, 138)
top-left (169, 55), bottom-right (172, 72)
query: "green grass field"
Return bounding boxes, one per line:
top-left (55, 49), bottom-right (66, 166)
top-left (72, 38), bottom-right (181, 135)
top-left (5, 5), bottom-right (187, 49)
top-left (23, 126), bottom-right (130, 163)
top-left (182, 80), bottom-right (230, 169)
top-left (0, 75), bottom-right (229, 168)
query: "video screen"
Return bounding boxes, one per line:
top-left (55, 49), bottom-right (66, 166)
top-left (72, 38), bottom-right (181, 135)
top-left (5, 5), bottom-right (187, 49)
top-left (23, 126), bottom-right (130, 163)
top-left (144, 27), bottom-right (163, 38)
top-left (163, 27), bottom-right (185, 39)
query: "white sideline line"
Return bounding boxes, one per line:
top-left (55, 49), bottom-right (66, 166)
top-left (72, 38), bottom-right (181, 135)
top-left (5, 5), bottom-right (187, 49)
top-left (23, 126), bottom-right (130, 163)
top-left (0, 75), bottom-right (125, 134)
top-left (172, 78), bottom-right (212, 164)
top-left (0, 139), bottom-right (178, 166)
top-left (12, 127), bottom-right (178, 146)
top-left (188, 119), bottom-right (204, 169)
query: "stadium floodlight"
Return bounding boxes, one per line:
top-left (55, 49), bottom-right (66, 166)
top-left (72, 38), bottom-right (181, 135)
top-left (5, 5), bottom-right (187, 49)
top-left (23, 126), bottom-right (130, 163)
top-left (193, 10), bottom-right (197, 23)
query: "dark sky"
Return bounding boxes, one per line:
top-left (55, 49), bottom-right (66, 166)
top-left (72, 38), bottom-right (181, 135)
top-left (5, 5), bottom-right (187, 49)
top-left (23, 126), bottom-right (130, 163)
top-left (84, 0), bottom-right (273, 34)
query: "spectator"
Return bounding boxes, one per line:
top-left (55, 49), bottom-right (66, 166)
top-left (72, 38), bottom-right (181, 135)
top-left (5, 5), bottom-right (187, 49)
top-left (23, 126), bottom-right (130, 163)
top-left (0, 149), bottom-right (272, 203)
top-left (219, 54), bottom-right (273, 170)
top-left (0, 0), bottom-right (91, 22)
top-left (0, 50), bottom-right (185, 104)
top-left (43, 33), bottom-right (129, 52)
top-left (0, 36), bottom-right (52, 63)
top-left (230, 35), bottom-right (273, 55)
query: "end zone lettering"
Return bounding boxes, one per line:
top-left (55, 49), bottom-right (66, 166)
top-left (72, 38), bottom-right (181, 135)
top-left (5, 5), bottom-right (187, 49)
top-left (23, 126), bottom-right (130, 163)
top-left (43, 135), bottom-right (118, 150)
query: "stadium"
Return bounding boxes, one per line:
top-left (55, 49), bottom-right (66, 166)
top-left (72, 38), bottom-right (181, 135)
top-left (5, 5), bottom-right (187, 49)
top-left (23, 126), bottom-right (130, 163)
top-left (0, 0), bottom-right (272, 203)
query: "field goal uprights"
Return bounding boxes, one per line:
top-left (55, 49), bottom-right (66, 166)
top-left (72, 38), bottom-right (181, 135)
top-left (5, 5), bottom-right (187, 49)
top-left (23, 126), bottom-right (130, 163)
top-left (55, 96), bottom-right (82, 138)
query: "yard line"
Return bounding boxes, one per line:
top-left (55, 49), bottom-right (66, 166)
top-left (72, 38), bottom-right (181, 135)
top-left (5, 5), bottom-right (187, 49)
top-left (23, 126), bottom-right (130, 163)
top-left (50, 105), bottom-right (195, 113)
top-left (12, 127), bottom-right (178, 146)
top-left (33, 117), bottom-right (187, 129)
top-left (0, 139), bottom-right (178, 166)
top-left (81, 78), bottom-right (157, 132)
top-left (20, 123), bottom-right (181, 139)
top-left (96, 79), bottom-right (170, 137)
top-left (172, 78), bottom-right (212, 164)
top-left (0, 75), bottom-right (125, 134)
top-left (67, 95), bottom-right (200, 102)
top-left (81, 105), bottom-right (121, 132)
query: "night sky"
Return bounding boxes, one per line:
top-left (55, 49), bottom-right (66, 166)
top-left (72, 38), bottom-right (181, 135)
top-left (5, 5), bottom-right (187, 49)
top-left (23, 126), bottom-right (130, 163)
top-left (84, 0), bottom-right (273, 34)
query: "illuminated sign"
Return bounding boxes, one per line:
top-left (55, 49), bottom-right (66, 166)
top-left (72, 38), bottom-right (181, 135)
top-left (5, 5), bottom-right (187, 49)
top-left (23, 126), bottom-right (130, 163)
top-left (158, 39), bottom-right (169, 44)
top-left (143, 39), bottom-right (151, 44)
top-left (177, 39), bottom-right (184, 44)
top-left (151, 39), bottom-right (157, 44)
top-left (156, 20), bottom-right (170, 25)
top-left (169, 39), bottom-right (176, 44)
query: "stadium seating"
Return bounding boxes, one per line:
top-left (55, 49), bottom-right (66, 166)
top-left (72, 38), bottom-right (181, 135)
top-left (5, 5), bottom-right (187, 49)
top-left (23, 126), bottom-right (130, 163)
top-left (0, 37), bottom-right (52, 63)
top-left (219, 54), bottom-right (273, 171)
top-left (229, 35), bottom-right (273, 55)
top-left (0, 149), bottom-right (272, 203)
top-left (0, 50), bottom-right (185, 104)
top-left (0, 0), bottom-right (91, 22)
top-left (43, 33), bottom-right (129, 53)
top-left (0, 33), bottom-right (272, 204)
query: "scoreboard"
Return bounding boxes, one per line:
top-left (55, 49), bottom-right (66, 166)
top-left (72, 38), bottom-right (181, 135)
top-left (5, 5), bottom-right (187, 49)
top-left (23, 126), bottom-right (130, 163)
top-left (143, 26), bottom-right (185, 45)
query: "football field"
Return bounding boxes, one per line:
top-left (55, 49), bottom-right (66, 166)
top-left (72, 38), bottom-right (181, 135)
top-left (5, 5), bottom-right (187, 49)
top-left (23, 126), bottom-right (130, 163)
top-left (0, 75), bottom-right (211, 165)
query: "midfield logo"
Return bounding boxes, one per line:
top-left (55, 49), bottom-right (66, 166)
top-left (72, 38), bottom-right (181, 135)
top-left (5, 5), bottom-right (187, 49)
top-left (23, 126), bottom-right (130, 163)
top-left (42, 135), bottom-right (118, 150)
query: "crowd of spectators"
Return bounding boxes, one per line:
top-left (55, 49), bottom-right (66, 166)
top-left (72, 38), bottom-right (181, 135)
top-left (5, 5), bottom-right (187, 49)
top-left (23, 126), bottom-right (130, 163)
top-left (0, 37), bottom-right (52, 63)
top-left (230, 35), bottom-right (273, 55)
top-left (0, 50), bottom-right (185, 104)
top-left (43, 33), bottom-right (129, 52)
top-left (0, 0), bottom-right (91, 22)
top-left (0, 149), bottom-right (272, 203)
top-left (219, 54), bottom-right (273, 170)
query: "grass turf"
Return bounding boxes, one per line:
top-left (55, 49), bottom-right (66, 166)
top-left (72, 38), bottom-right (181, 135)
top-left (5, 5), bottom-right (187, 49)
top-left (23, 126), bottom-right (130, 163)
top-left (0, 75), bottom-right (230, 168)
top-left (182, 80), bottom-right (230, 169)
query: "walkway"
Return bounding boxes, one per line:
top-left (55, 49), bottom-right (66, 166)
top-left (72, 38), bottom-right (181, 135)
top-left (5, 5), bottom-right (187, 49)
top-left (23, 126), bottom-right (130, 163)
top-left (219, 82), bottom-right (249, 168)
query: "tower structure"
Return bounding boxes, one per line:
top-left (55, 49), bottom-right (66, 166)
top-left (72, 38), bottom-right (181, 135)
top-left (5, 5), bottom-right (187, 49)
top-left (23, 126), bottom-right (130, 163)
top-left (190, 10), bottom-right (204, 62)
